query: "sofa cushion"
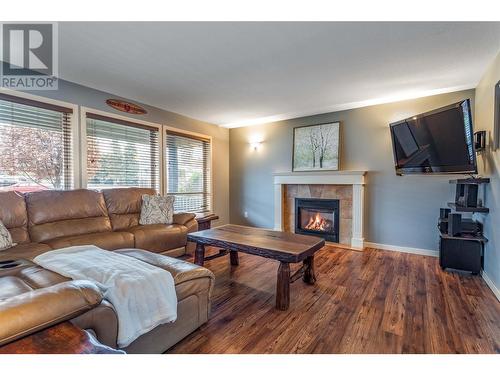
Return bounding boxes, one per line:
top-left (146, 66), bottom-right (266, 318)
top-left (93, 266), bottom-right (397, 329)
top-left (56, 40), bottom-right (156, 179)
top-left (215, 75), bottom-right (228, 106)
top-left (18, 265), bottom-right (70, 289)
top-left (0, 191), bottom-right (30, 244)
top-left (0, 243), bottom-right (52, 262)
top-left (126, 224), bottom-right (187, 253)
top-left (26, 190), bottom-right (112, 243)
top-left (0, 276), bottom-right (33, 300)
top-left (43, 232), bottom-right (134, 251)
top-left (102, 188), bottom-right (156, 231)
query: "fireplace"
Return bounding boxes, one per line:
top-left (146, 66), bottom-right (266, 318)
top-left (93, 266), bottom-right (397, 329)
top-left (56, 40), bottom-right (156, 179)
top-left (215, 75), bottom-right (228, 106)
top-left (295, 198), bottom-right (339, 242)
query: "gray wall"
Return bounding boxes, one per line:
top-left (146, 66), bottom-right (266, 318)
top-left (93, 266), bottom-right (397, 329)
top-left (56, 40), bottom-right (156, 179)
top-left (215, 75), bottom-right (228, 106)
top-left (474, 52), bottom-right (500, 293)
top-left (230, 89), bottom-right (475, 251)
top-left (26, 79), bottom-right (230, 225)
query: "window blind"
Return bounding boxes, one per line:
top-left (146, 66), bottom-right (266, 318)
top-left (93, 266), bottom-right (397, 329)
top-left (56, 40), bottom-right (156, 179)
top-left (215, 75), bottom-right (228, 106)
top-left (0, 93), bottom-right (73, 193)
top-left (86, 113), bottom-right (160, 191)
top-left (165, 131), bottom-right (211, 213)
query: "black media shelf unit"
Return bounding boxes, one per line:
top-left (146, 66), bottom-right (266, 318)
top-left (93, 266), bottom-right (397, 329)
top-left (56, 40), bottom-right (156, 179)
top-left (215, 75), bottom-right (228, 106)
top-left (447, 178), bottom-right (490, 213)
top-left (439, 177), bottom-right (489, 274)
top-left (448, 178), bottom-right (490, 184)
top-left (446, 202), bottom-right (489, 213)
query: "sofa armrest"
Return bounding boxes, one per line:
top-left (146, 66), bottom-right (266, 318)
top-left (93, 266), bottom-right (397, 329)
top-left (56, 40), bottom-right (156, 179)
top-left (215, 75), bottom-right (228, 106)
top-left (173, 212), bottom-right (196, 226)
top-left (0, 280), bottom-right (103, 346)
top-left (184, 218), bottom-right (198, 234)
top-left (173, 213), bottom-right (198, 240)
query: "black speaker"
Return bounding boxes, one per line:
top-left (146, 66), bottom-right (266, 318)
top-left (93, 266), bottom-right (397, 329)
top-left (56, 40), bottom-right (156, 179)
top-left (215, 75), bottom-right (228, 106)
top-left (438, 219), bottom-right (447, 233)
top-left (448, 213), bottom-right (462, 236)
top-left (440, 208), bottom-right (451, 219)
top-left (455, 184), bottom-right (478, 207)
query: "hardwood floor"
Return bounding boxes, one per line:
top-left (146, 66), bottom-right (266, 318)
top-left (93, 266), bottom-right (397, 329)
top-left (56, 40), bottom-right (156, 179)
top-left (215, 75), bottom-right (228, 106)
top-left (168, 245), bottom-right (500, 354)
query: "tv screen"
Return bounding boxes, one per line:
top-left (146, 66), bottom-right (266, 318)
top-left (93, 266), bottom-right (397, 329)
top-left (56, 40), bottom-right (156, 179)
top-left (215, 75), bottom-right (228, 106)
top-left (389, 99), bottom-right (477, 175)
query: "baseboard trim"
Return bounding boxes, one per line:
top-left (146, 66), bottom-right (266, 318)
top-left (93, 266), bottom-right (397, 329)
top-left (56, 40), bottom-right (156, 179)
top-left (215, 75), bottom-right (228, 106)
top-left (325, 241), bottom-right (364, 252)
top-left (481, 271), bottom-right (500, 302)
top-left (364, 241), bottom-right (439, 257)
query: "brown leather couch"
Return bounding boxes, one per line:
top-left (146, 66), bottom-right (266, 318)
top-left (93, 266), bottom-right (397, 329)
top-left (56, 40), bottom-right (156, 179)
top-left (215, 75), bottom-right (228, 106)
top-left (0, 188), bottom-right (213, 353)
top-left (0, 187), bottom-right (198, 261)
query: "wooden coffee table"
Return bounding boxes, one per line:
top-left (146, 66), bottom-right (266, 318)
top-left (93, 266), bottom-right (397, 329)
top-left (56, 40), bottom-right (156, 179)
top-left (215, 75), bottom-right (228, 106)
top-left (187, 224), bottom-right (325, 310)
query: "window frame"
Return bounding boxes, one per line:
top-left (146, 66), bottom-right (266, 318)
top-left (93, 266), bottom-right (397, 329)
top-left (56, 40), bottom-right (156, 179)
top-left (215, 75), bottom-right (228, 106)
top-left (80, 107), bottom-right (164, 193)
top-left (0, 88), bottom-right (80, 190)
top-left (163, 125), bottom-right (213, 213)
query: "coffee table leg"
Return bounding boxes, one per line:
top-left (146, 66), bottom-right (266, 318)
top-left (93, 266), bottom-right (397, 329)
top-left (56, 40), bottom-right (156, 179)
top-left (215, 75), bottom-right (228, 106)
top-left (303, 255), bottom-right (316, 285)
top-left (194, 243), bottom-right (206, 266)
top-left (276, 262), bottom-right (290, 310)
top-left (230, 250), bottom-right (239, 266)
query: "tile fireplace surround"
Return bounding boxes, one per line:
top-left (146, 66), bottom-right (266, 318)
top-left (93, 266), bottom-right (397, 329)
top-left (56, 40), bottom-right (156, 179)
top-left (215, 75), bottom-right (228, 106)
top-left (274, 171), bottom-right (366, 249)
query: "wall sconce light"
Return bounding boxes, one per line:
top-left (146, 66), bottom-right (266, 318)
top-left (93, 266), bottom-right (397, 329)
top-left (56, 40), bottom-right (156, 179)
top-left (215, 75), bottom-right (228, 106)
top-left (250, 141), bottom-right (262, 151)
top-left (249, 134), bottom-right (264, 151)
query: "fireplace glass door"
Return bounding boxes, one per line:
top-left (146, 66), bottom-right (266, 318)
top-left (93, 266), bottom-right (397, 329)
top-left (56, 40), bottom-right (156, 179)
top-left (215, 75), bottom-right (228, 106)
top-left (299, 208), bottom-right (334, 233)
top-left (295, 198), bottom-right (339, 242)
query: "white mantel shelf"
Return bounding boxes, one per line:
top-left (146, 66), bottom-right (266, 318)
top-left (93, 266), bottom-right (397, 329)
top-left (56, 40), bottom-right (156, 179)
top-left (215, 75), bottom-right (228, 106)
top-left (273, 171), bottom-right (366, 186)
top-left (273, 170), bottom-right (367, 250)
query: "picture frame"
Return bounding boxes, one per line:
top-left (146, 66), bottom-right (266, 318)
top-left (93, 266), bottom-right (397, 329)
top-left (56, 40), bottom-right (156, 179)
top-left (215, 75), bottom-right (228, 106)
top-left (292, 121), bottom-right (341, 172)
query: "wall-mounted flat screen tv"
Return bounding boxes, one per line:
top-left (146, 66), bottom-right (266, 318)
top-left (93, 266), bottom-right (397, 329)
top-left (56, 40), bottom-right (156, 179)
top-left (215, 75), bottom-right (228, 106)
top-left (389, 99), bottom-right (476, 175)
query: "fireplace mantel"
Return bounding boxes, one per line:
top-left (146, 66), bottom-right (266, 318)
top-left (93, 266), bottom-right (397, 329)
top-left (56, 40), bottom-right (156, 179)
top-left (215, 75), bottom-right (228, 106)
top-left (273, 171), bottom-right (367, 249)
top-left (273, 171), bottom-right (366, 186)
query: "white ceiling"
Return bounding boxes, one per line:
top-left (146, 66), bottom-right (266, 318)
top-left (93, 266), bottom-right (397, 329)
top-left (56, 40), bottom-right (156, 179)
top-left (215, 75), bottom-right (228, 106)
top-left (58, 22), bottom-right (500, 127)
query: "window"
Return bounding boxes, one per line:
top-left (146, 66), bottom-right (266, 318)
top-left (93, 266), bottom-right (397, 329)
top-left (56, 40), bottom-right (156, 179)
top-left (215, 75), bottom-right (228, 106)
top-left (86, 113), bottom-right (160, 191)
top-left (165, 130), bottom-right (211, 213)
top-left (0, 93), bottom-right (73, 193)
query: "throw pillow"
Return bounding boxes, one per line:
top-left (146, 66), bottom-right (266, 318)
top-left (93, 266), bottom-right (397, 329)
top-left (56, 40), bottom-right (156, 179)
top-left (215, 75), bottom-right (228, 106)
top-left (139, 194), bottom-right (175, 225)
top-left (0, 220), bottom-right (14, 251)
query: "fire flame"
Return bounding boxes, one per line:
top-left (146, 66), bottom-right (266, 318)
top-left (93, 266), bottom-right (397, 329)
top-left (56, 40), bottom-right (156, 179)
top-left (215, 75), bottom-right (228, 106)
top-left (305, 212), bottom-right (329, 232)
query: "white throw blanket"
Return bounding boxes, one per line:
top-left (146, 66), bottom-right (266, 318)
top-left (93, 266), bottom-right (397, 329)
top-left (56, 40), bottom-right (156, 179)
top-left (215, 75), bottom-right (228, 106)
top-left (34, 245), bottom-right (177, 347)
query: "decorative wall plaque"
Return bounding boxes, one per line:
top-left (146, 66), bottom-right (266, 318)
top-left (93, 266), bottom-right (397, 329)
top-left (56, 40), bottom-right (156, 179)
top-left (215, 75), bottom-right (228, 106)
top-left (106, 99), bottom-right (147, 115)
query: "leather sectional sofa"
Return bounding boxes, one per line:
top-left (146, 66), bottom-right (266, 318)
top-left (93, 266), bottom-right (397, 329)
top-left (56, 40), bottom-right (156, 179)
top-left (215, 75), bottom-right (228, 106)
top-left (0, 188), bottom-right (214, 353)
top-left (0, 187), bottom-right (198, 261)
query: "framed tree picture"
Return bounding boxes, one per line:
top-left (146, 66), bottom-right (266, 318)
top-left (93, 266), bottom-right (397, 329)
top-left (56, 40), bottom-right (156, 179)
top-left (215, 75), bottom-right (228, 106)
top-left (292, 122), bottom-right (340, 171)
